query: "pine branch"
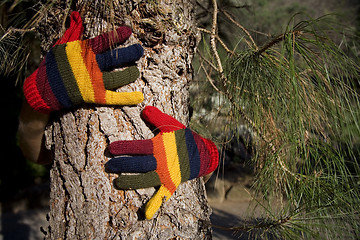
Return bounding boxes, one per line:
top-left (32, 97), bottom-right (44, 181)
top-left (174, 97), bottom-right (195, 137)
top-left (255, 30), bottom-right (303, 56)
top-left (201, 1), bottom-right (300, 180)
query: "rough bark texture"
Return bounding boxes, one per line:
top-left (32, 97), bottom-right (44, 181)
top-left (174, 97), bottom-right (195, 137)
top-left (42, 0), bottom-right (212, 239)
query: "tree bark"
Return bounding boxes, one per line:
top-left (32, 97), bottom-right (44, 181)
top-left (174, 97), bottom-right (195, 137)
top-left (41, 0), bottom-right (212, 239)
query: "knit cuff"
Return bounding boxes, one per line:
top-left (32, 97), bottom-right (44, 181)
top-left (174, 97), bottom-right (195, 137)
top-left (23, 70), bottom-right (51, 114)
top-left (202, 138), bottom-right (219, 175)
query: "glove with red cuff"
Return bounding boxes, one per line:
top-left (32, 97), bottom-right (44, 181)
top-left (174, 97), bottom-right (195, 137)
top-left (105, 106), bottom-right (219, 219)
top-left (23, 11), bottom-right (144, 114)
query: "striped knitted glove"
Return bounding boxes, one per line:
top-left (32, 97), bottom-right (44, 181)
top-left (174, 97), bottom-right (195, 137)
top-left (105, 106), bottom-right (219, 219)
top-left (23, 11), bottom-right (144, 114)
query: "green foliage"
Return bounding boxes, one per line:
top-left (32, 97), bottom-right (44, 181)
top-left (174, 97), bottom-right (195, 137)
top-left (194, 1), bottom-right (360, 238)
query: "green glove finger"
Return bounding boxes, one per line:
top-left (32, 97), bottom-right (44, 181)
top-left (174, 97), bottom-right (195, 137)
top-left (103, 66), bottom-right (140, 90)
top-left (113, 171), bottom-right (161, 190)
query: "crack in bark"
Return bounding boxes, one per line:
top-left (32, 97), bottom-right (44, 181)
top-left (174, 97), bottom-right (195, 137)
top-left (54, 157), bottom-right (70, 238)
top-left (83, 113), bottom-right (92, 172)
top-left (141, 75), bottom-right (156, 98)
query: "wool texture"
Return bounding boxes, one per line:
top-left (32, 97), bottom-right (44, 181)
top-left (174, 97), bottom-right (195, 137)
top-left (106, 106), bottom-right (219, 219)
top-left (23, 11), bottom-right (144, 114)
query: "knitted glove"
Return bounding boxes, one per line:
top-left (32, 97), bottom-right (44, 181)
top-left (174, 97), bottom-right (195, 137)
top-left (23, 11), bottom-right (144, 114)
top-left (105, 106), bottom-right (219, 219)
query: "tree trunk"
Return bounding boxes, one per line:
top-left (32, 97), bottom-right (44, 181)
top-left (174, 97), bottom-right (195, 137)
top-left (41, 0), bottom-right (212, 239)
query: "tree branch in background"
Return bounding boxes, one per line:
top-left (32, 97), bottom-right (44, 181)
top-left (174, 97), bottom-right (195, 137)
top-left (202, 0), bottom-right (299, 180)
top-left (220, 9), bottom-right (257, 50)
top-left (197, 27), bottom-right (233, 55)
top-left (210, 0), bottom-right (223, 76)
top-left (196, 2), bottom-right (360, 237)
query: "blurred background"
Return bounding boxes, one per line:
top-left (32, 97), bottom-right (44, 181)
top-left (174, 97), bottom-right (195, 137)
top-left (1, 0), bottom-right (359, 239)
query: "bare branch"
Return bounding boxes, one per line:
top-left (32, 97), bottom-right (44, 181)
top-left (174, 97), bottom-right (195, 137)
top-left (196, 48), bottom-right (219, 72)
top-left (200, 62), bottom-right (224, 94)
top-left (220, 9), bottom-right (257, 50)
top-left (197, 27), bottom-right (234, 55)
top-left (210, 0), bottom-right (223, 75)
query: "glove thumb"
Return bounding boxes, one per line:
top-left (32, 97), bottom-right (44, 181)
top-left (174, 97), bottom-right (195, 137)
top-left (145, 185), bottom-right (173, 219)
top-left (141, 106), bottom-right (186, 133)
top-left (55, 11), bottom-right (83, 46)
